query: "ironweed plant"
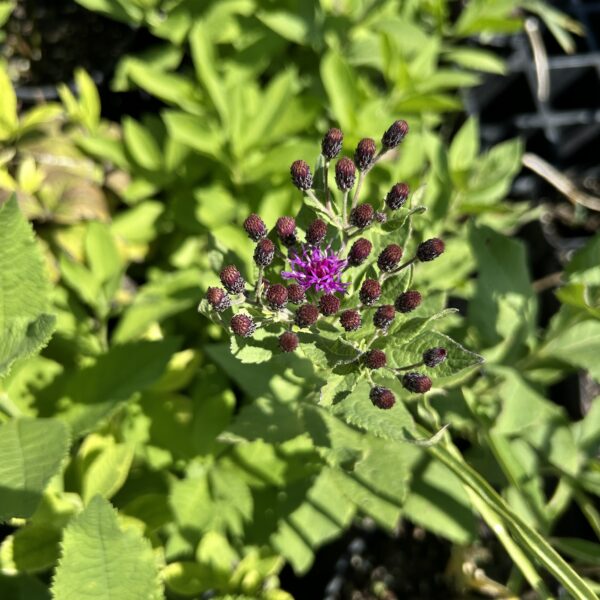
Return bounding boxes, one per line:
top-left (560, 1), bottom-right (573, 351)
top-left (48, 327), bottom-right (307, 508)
top-left (202, 120), bottom-right (481, 410)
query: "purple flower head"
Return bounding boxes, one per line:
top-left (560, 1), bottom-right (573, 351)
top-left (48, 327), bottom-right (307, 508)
top-left (282, 244), bottom-right (349, 294)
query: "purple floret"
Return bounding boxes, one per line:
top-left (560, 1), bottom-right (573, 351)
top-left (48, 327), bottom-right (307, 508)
top-left (282, 244), bottom-right (349, 294)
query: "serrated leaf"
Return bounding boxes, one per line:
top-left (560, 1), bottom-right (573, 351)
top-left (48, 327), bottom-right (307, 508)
top-left (0, 197), bottom-right (56, 377)
top-left (0, 418), bottom-right (70, 522)
top-left (332, 381), bottom-right (416, 442)
top-left (51, 496), bottom-right (163, 600)
top-left (230, 328), bottom-right (278, 364)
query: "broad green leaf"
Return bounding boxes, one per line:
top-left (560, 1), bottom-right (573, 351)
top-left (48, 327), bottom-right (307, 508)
top-left (0, 418), bottom-right (70, 521)
top-left (122, 116), bottom-right (163, 170)
top-left (257, 10), bottom-right (310, 44)
top-left (0, 573), bottom-right (50, 600)
top-left (0, 198), bottom-right (56, 377)
top-left (541, 320), bottom-right (600, 380)
top-left (81, 441), bottom-right (134, 503)
top-left (163, 110), bottom-right (223, 158)
top-left (36, 339), bottom-right (178, 436)
top-left (74, 69), bottom-right (101, 132)
top-left (51, 496), bottom-right (163, 600)
top-left (162, 562), bottom-right (218, 597)
top-left (85, 221), bottom-right (123, 286)
top-left (332, 381), bottom-right (415, 442)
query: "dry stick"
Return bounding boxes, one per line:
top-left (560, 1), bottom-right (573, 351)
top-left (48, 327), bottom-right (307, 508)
top-left (532, 271), bottom-right (563, 293)
top-left (523, 153), bottom-right (600, 212)
top-left (524, 17), bottom-right (550, 102)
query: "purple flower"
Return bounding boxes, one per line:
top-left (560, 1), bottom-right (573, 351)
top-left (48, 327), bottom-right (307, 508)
top-left (282, 244), bottom-right (349, 294)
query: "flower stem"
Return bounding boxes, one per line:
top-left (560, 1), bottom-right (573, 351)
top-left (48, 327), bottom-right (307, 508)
top-left (254, 266), bottom-right (264, 304)
top-left (351, 171), bottom-right (365, 211)
top-left (342, 190), bottom-right (349, 227)
top-left (323, 158), bottom-right (332, 213)
top-left (306, 188), bottom-right (337, 223)
top-left (395, 361), bottom-right (424, 372)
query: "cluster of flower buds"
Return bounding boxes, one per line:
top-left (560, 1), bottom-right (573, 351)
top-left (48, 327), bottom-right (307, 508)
top-left (204, 120), bottom-right (447, 408)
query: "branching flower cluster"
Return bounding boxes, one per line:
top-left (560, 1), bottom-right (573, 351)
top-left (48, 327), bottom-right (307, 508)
top-left (204, 120), bottom-right (448, 408)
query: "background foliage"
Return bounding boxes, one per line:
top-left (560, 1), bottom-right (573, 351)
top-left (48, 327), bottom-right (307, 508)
top-left (0, 0), bottom-right (598, 598)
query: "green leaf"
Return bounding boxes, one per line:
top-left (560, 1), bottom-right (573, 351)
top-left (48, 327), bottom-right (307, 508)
top-left (162, 562), bottom-right (218, 597)
top-left (81, 442), bottom-right (134, 503)
top-left (320, 51), bottom-right (358, 131)
top-left (0, 197), bottom-right (56, 378)
top-left (74, 69), bottom-right (101, 132)
top-left (0, 523), bottom-right (62, 574)
top-left (0, 573), bottom-right (51, 599)
top-left (444, 48), bottom-right (507, 74)
top-left (0, 61), bottom-right (18, 140)
top-left (163, 110), bottom-right (223, 158)
top-left (448, 117), bottom-right (479, 174)
top-left (0, 418), bottom-right (70, 522)
top-left (189, 22), bottom-right (229, 126)
top-left (257, 10), bottom-right (310, 44)
top-left (122, 116), bottom-right (163, 171)
top-left (85, 221), bottom-right (123, 287)
top-left (541, 320), bottom-right (600, 380)
top-left (552, 538), bottom-right (600, 566)
top-left (332, 381), bottom-right (415, 442)
top-left (51, 495), bottom-right (163, 600)
top-left (468, 224), bottom-right (537, 353)
top-left (37, 339), bottom-right (178, 436)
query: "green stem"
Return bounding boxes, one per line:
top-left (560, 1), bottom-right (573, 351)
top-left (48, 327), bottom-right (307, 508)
top-left (351, 171), bottom-right (365, 211)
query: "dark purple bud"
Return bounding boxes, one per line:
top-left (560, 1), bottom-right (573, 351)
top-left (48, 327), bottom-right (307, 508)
top-left (230, 313), bottom-right (255, 338)
top-left (322, 128), bottom-right (343, 160)
top-left (290, 160), bottom-right (313, 191)
top-left (370, 386), bottom-right (395, 409)
top-left (206, 287), bottom-right (231, 312)
top-left (377, 244), bottom-right (403, 272)
top-left (364, 349), bottom-right (387, 369)
top-left (254, 238), bottom-right (275, 267)
top-left (279, 331), bottom-right (299, 353)
top-left (402, 372), bottom-right (432, 394)
top-left (318, 293), bottom-right (340, 316)
top-left (359, 278), bottom-right (381, 306)
top-left (276, 216), bottom-right (297, 246)
top-left (335, 157), bottom-right (356, 191)
top-left (295, 303), bottom-right (319, 328)
top-left (306, 219), bottom-right (328, 246)
top-left (349, 203), bottom-right (374, 229)
top-left (354, 138), bottom-right (377, 171)
top-left (373, 304), bottom-right (395, 329)
top-left (375, 211), bottom-right (387, 224)
top-left (220, 265), bottom-right (245, 294)
top-left (287, 284), bottom-right (305, 304)
top-left (265, 283), bottom-right (288, 310)
top-left (339, 309), bottom-right (361, 332)
top-left (417, 238), bottom-right (445, 262)
top-left (382, 119), bottom-right (409, 149)
top-left (386, 183), bottom-right (409, 210)
top-left (348, 238), bottom-right (372, 266)
top-left (423, 347), bottom-right (447, 368)
top-left (395, 290), bottom-right (422, 313)
top-left (243, 213), bottom-right (267, 241)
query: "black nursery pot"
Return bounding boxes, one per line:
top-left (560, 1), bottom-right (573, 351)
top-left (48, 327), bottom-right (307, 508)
top-left (1, 0), bottom-right (135, 103)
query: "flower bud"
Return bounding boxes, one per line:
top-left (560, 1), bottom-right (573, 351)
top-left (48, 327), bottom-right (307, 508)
top-left (375, 211), bottom-right (387, 224)
top-left (359, 278), bottom-right (381, 306)
top-left (382, 119), bottom-right (409, 149)
top-left (386, 183), bottom-right (409, 210)
top-left (417, 238), bottom-right (445, 262)
top-left (364, 349), bottom-right (386, 369)
top-left (377, 244), bottom-right (403, 272)
top-left (348, 238), bottom-right (372, 266)
top-left (220, 265), bottom-right (245, 294)
top-left (206, 287), bottom-right (231, 312)
top-left (265, 283), bottom-right (288, 310)
top-left (295, 303), bottom-right (319, 328)
top-left (287, 284), bottom-right (306, 304)
top-left (373, 304), bottom-right (395, 329)
top-left (339, 309), bottom-right (361, 332)
top-left (306, 219), bottom-right (327, 246)
top-left (354, 138), bottom-right (377, 171)
top-left (370, 386), bottom-right (395, 409)
top-left (318, 293), bottom-right (340, 316)
top-left (276, 216), bottom-right (297, 246)
top-left (423, 347), bottom-right (447, 368)
top-left (290, 160), bottom-right (313, 191)
top-left (321, 128), bottom-right (343, 160)
top-left (395, 290), bottom-right (421, 313)
top-left (279, 331), bottom-right (299, 353)
top-left (335, 157), bottom-right (356, 191)
top-left (402, 372), bottom-right (432, 394)
top-left (349, 203), bottom-right (374, 229)
top-left (254, 238), bottom-right (275, 267)
top-left (230, 313), bottom-right (255, 337)
top-left (243, 213), bottom-right (267, 241)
